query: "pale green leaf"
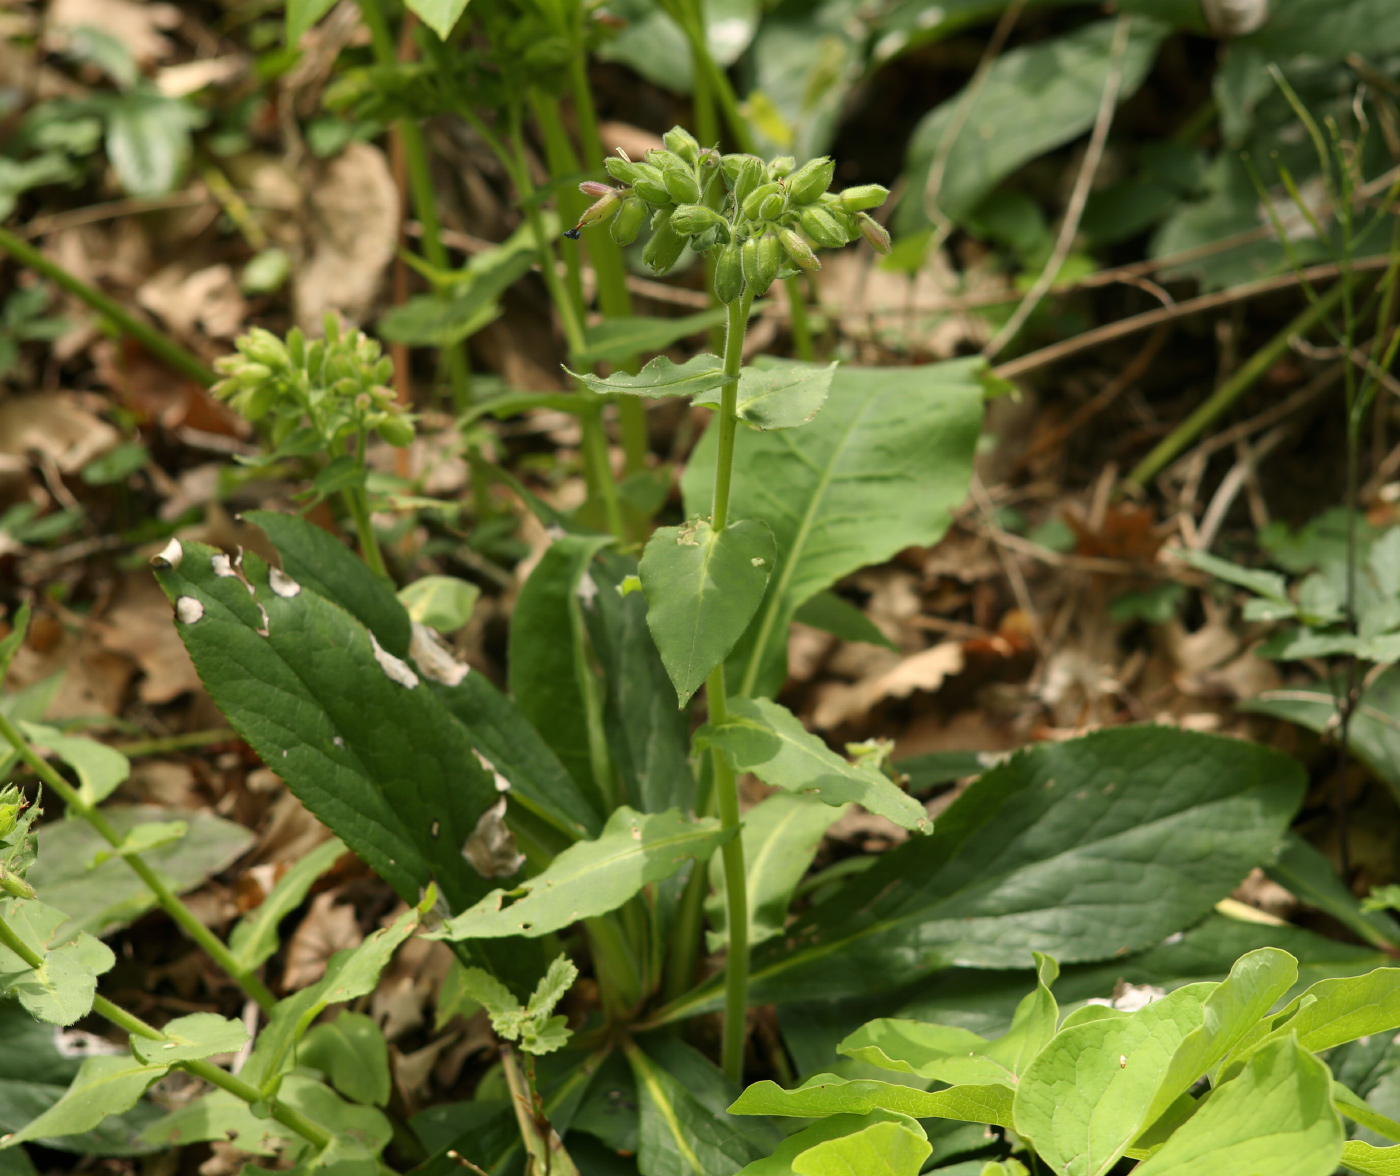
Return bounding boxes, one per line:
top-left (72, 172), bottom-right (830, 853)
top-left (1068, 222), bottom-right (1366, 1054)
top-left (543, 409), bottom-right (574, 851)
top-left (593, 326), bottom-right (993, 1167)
top-left (639, 518), bottom-right (775, 706)
top-left (791, 1120), bottom-right (931, 1176)
top-left (1254, 967), bottom-right (1400, 1057)
top-left (229, 838), bottom-right (347, 972)
top-left (141, 1089), bottom-right (289, 1155)
top-left (698, 698), bottom-right (930, 832)
top-left (735, 1113), bottom-right (922, 1176)
top-left (694, 363), bottom-right (837, 430)
top-left (0, 898), bottom-right (114, 1025)
top-left (105, 94), bottom-right (197, 197)
top-left (301, 1013), bottom-right (391, 1107)
top-left (88, 820), bottom-right (186, 868)
top-left (568, 353), bottom-right (726, 398)
top-left (576, 308), bottom-right (730, 367)
top-left (1344, 1140), bottom-right (1400, 1175)
top-left (1175, 549), bottom-right (1290, 602)
top-left (1, 1055), bottom-right (169, 1146)
top-left (1131, 1037), bottom-right (1342, 1176)
top-left (433, 807), bottom-right (733, 940)
top-left (377, 291), bottom-right (501, 348)
top-left (397, 577), bottom-right (480, 633)
top-left (131, 1013), bottom-right (247, 1065)
top-left (729, 1075), bottom-right (1014, 1129)
top-left (1334, 1083), bottom-right (1400, 1146)
top-left (16, 723), bottom-right (128, 809)
top-left (287, 0), bottom-right (338, 42)
top-left (401, 0), bottom-right (472, 41)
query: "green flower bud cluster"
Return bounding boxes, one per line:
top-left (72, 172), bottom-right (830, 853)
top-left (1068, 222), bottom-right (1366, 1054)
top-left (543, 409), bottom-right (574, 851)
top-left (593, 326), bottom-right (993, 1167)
top-left (213, 313), bottom-right (415, 454)
top-left (570, 126), bottom-right (892, 304)
top-left (0, 785), bottom-right (38, 901)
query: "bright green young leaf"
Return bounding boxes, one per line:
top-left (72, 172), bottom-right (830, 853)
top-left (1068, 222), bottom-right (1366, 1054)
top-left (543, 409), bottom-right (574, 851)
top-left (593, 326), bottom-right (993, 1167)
top-left (791, 1120), bottom-right (931, 1176)
top-left (1257, 967), bottom-right (1400, 1057)
top-left (1013, 984), bottom-right (1212, 1176)
top-left (301, 1013), bottom-right (391, 1107)
top-left (398, 576), bottom-right (480, 633)
top-left (1344, 1141), bottom-right (1400, 1175)
top-left (401, 0), bottom-right (472, 41)
top-left (735, 1113), bottom-right (923, 1176)
top-left (461, 955), bottom-right (580, 1056)
top-left (1334, 1083), bottom-right (1400, 1145)
top-left (639, 518), bottom-right (776, 706)
top-left (576, 308), bottom-right (730, 367)
top-left (1132, 1036), bottom-right (1343, 1176)
top-left (287, 0), bottom-right (338, 42)
top-left (568, 353), bottom-right (727, 398)
top-left (433, 807), bottom-right (733, 940)
top-left (793, 591), bottom-right (896, 650)
top-left (0, 899), bottom-right (114, 1026)
top-left (1175, 548), bottom-right (1290, 602)
top-left (88, 820), bottom-right (186, 868)
top-left (693, 362), bottom-right (837, 430)
top-left (697, 698), bottom-right (929, 832)
top-left (130, 1013), bottom-right (248, 1065)
top-left (229, 837), bottom-right (347, 972)
top-left (730, 1075), bottom-right (1014, 1129)
top-left (15, 723), bottom-right (128, 809)
top-left (0, 1055), bottom-right (169, 1146)
top-left (682, 359), bottom-right (983, 698)
top-left (707, 791), bottom-right (848, 952)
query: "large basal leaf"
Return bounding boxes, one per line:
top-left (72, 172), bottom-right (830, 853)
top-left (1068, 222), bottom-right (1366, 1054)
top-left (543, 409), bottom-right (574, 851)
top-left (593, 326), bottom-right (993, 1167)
top-left (730, 1075), bottom-right (1014, 1130)
top-left (670, 727), bottom-right (1305, 1016)
top-left (639, 518), bottom-right (775, 707)
top-left (693, 363), bottom-right (837, 431)
top-left (0, 899), bottom-right (113, 1025)
top-left (895, 18), bottom-right (1167, 234)
top-left (433, 808), bottom-right (733, 941)
top-left (0, 1055), bottom-right (169, 1147)
top-left (1132, 1037), bottom-right (1343, 1176)
top-left (697, 698), bottom-right (929, 831)
top-left (682, 359), bottom-right (983, 698)
top-left (154, 541), bottom-right (500, 915)
top-left (791, 1120), bottom-right (930, 1176)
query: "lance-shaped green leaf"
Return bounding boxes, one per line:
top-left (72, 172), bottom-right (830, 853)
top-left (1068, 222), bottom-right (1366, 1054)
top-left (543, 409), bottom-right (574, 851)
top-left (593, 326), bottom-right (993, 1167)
top-left (682, 359), bottom-right (984, 698)
top-left (433, 808), bottom-right (733, 940)
top-left (736, 1112), bottom-right (923, 1176)
top-left (15, 723), bottom-right (128, 809)
top-left (1334, 1083), bottom-right (1400, 1145)
top-left (130, 1014), bottom-right (248, 1065)
top-left (576, 308), bottom-right (730, 367)
top-left (694, 362), bottom-right (837, 430)
top-left (568, 353), bottom-right (727, 398)
top-left (640, 518), bottom-right (776, 706)
top-left (730, 1075), bottom-right (1014, 1130)
top-left (0, 1055), bottom-right (169, 1146)
top-left (1132, 1036), bottom-right (1343, 1176)
top-left (1266, 833), bottom-right (1400, 951)
top-left (301, 1013), bottom-right (391, 1107)
top-left (792, 1120), bottom-right (931, 1176)
top-left (1174, 548), bottom-right (1291, 603)
top-left (708, 791), bottom-right (848, 952)
top-left (840, 953), bottom-right (1059, 1087)
top-left (697, 698), bottom-right (929, 832)
top-left (1013, 985), bottom-right (1211, 1176)
top-left (229, 837), bottom-right (347, 972)
top-left (1345, 1141), bottom-right (1400, 1175)
top-left (0, 899), bottom-right (114, 1026)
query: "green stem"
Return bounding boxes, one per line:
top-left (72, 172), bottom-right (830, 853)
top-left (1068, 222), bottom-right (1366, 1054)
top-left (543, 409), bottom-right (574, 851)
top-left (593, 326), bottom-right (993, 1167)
top-left (344, 432), bottom-right (390, 578)
top-left (114, 727), bottom-right (237, 758)
top-left (0, 910), bottom-right (44, 969)
top-left (356, 0), bottom-right (472, 408)
top-left (1125, 280), bottom-right (1351, 489)
top-left (529, 90), bottom-right (590, 325)
top-left (707, 292), bottom-right (753, 1081)
top-left (786, 277), bottom-right (815, 361)
top-left (0, 710), bottom-right (276, 1012)
top-left (0, 226), bottom-right (215, 387)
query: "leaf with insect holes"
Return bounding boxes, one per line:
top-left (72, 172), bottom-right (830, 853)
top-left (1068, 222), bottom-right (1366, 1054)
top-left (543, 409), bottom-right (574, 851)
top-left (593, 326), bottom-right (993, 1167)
top-left (639, 518), bottom-right (775, 707)
top-left (693, 362), bottom-right (836, 430)
top-left (696, 698), bottom-right (929, 831)
top-left (432, 808), bottom-right (733, 941)
top-left (398, 576), bottom-right (480, 632)
top-left (568, 353), bottom-right (727, 398)
top-left (0, 899), bottom-right (114, 1026)
top-left (131, 1014), bottom-right (248, 1065)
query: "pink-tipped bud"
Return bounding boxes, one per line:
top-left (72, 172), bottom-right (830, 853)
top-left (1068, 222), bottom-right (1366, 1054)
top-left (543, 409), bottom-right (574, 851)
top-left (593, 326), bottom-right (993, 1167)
top-left (580, 181), bottom-right (619, 199)
top-left (858, 213), bottom-right (891, 255)
top-left (567, 187), bottom-right (623, 239)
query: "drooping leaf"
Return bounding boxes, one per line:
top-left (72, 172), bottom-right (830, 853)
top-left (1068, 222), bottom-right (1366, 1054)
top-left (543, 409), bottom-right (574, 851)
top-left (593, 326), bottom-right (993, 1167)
top-left (682, 359), bottom-right (983, 698)
top-left (229, 837), bottom-right (348, 972)
top-left (301, 1013), bottom-right (391, 1107)
top-left (639, 518), bottom-right (776, 707)
top-left (707, 791), bottom-right (848, 952)
top-left (729, 1075), bottom-right (1014, 1130)
top-left (0, 1055), bottom-right (169, 1146)
top-left (693, 363), bottom-right (837, 430)
top-left (697, 698), bottom-right (929, 832)
top-left (568, 354), bottom-right (727, 398)
top-left (0, 899), bottom-right (114, 1025)
top-left (791, 1120), bottom-right (931, 1176)
top-left (576, 309), bottom-right (731, 367)
top-left (433, 808), bottom-right (733, 940)
top-left (398, 576), bottom-right (480, 633)
top-left (130, 1014), bottom-right (248, 1065)
top-left (1131, 1036), bottom-right (1343, 1176)
top-left (15, 723), bottom-right (128, 809)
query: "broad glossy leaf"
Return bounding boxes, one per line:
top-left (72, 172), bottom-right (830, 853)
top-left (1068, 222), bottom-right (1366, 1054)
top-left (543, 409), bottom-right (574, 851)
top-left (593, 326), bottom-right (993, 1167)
top-left (569, 354), bottom-right (726, 398)
top-left (402, 0), bottom-right (471, 42)
top-left (694, 363), bottom-right (836, 430)
top-left (434, 808), bottom-right (732, 940)
top-left (718, 727), bottom-right (1305, 1009)
top-left (730, 1075), bottom-right (1014, 1129)
top-left (640, 518), bottom-right (775, 706)
top-left (130, 1013), bottom-right (247, 1065)
top-left (576, 309), bottom-right (730, 367)
top-left (16, 723), bottom-right (128, 808)
top-left (791, 1120), bottom-right (930, 1176)
top-left (735, 1113), bottom-right (921, 1176)
top-left (707, 792), bottom-right (848, 951)
top-left (1132, 1037), bottom-right (1342, 1176)
top-left (1345, 1141), bottom-right (1400, 1175)
top-left (398, 576), bottom-right (480, 632)
top-left (682, 359), bottom-right (983, 698)
top-left (697, 698), bottom-right (929, 831)
top-left (0, 899), bottom-right (113, 1025)
top-left (1, 1055), bottom-right (168, 1146)
top-left (229, 837), bottom-right (347, 972)
top-left (154, 541), bottom-right (501, 914)
top-left (301, 1014), bottom-right (390, 1107)
top-left (896, 19), bottom-right (1167, 233)
top-left (1013, 985), bottom-right (1210, 1176)
top-left (509, 534), bottom-right (615, 811)
top-left (26, 805), bottom-right (253, 937)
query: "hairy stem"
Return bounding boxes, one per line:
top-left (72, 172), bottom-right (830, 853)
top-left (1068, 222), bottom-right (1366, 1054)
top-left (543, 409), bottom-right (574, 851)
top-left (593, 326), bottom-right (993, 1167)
top-left (0, 710), bottom-right (276, 1011)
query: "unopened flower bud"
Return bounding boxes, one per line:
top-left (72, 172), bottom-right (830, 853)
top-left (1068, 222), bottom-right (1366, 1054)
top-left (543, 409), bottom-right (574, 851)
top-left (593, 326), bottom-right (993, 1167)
top-left (605, 157), bottom-right (645, 184)
top-left (611, 196), bottom-right (648, 246)
top-left (663, 126), bottom-right (701, 166)
top-left (567, 186), bottom-right (623, 238)
top-left (669, 203), bottom-right (725, 235)
top-left (768, 156), bottom-right (796, 178)
top-left (714, 243), bottom-right (744, 304)
top-left (0, 867), bottom-right (36, 901)
top-left (758, 192), bottom-right (785, 221)
top-left (630, 165), bottom-right (672, 205)
top-left (642, 210), bottom-right (687, 274)
top-left (741, 181), bottom-right (783, 221)
top-left (662, 165), bottom-right (701, 204)
top-left (800, 206), bottom-right (849, 249)
top-left (786, 157), bottom-right (835, 205)
top-left (376, 413), bottom-right (415, 447)
top-left (779, 227), bottom-right (821, 271)
top-left (857, 212), bottom-right (892, 254)
top-left (839, 183), bottom-right (890, 212)
top-left (580, 180), bottom-right (618, 199)
top-left (731, 157), bottom-right (764, 206)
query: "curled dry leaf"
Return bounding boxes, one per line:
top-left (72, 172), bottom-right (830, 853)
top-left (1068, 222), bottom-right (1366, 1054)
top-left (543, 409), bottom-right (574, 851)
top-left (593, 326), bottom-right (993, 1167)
top-left (811, 642), bottom-right (965, 730)
top-left (95, 574), bottom-right (202, 704)
top-left (0, 393), bottom-right (119, 478)
top-left (137, 264), bottom-right (248, 341)
top-left (281, 890), bottom-right (363, 992)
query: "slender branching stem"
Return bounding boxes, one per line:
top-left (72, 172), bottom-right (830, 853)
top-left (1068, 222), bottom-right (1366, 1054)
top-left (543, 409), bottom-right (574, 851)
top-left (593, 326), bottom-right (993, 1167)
top-left (0, 710), bottom-right (276, 1012)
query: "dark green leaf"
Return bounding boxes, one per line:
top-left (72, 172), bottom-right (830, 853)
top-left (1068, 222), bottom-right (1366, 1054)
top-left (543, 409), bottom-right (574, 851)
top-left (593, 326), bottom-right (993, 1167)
top-left (793, 591), bottom-right (895, 650)
top-left (1265, 833), bottom-right (1400, 951)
